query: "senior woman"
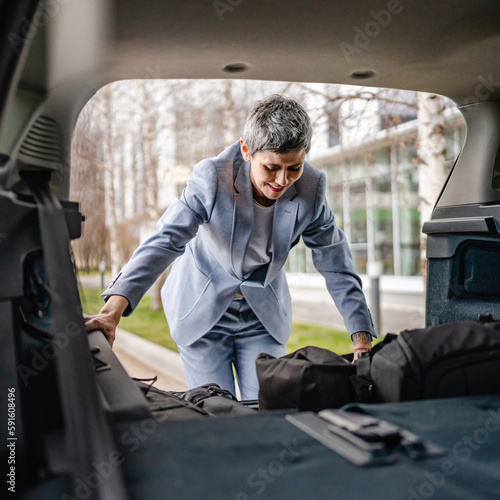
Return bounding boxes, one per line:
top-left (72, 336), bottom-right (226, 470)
top-left (85, 94), bottom-right (375, 400)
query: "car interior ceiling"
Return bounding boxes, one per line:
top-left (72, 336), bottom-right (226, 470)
top-left (1, 1), bottom-right (500, 498)
top-left (2, 0), bottom-right (500, 195)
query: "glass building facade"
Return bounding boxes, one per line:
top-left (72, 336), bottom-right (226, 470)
top-left (286, 109), bottom-right (465, 276)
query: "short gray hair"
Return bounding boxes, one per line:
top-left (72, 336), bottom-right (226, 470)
top-left (242, 95), bottom-right (312, 156)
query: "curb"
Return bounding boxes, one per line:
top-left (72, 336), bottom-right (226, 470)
top-left (113, 327), bottom-right (186, 386)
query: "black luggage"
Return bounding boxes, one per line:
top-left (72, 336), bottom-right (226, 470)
top-left (256, 319), bottom-right (500, 412)
top-left (137, 380), bottom-right (255, 418)
top-left (256, 346), bottom-right (358, 411)
top-left (134, 379), bottom-right (210, 420)
top-left (171, 383), bottom-right (256, 416)
top-left (356, 319), bottom-right (500, 402)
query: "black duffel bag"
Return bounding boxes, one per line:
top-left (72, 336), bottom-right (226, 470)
top-left (356, 319), bottom-right (500, 403)
top-left (256, 346), bottom-right (360, 412)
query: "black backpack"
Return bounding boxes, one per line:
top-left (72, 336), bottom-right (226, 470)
top-left (356, 319), bottom-right (500, 402)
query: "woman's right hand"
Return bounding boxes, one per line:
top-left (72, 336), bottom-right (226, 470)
top-left (84, 295), bottom-right (129, 347)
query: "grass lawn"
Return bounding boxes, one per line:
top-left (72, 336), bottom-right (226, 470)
top-left (80, 288), bottom-right (356, 355)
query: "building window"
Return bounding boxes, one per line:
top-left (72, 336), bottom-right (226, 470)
top-left (372, 175), bottom-right (394, 274)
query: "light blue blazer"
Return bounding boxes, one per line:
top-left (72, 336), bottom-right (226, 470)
top-left (104, 142), bottom-right (374, 346)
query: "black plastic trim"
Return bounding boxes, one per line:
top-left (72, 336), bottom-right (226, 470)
top-left (423, 217), bottom-right (499, 235)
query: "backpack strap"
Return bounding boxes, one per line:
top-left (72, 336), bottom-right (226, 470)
top-left (354, 334), bottom-right (399, 402)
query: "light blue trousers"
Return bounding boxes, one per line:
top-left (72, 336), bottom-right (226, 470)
top-left (178, 297), bottom-right (286, 400)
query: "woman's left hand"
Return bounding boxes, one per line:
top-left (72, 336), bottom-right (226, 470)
top-left (352, 347), bottom-right (371, 363)
top-left (352, 331), bottom-right (372, 363)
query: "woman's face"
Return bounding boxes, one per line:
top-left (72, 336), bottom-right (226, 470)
top-left (240, 140), bottom-right (305, 205)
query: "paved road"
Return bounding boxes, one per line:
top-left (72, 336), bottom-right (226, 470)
top-left (290, 286), bottom-right (425, 337)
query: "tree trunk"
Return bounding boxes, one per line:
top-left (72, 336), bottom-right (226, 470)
top-left (140, 81), bottom-right (163, 311)
top-left (70, 104), bottom-right (107, 272)
top-left (101, 86), bottom-right (122, 278)
top-left (416, 93), bottom-right (447, 283)
top-left (223, 80), bottom-right (236, 148)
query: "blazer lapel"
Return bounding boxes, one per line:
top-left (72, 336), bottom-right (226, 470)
top-left (265, 184), bottom-right (298, 287)
top-left (230, 158), bottom-right (254, 279)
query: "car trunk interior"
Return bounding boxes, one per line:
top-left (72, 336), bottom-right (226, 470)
top-left (0, 1), bottom-right (499, 498)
